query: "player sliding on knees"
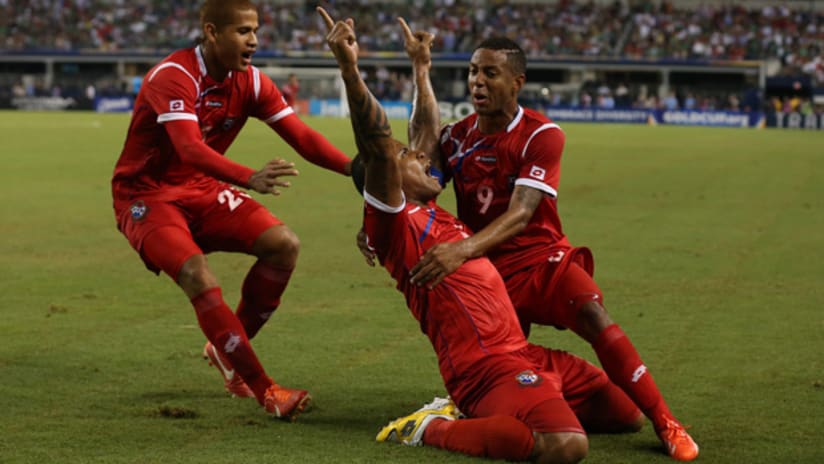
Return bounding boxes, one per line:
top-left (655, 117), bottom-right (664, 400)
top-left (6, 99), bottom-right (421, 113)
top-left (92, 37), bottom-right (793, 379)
top-left (355, 9), bottom-right (699, 463)
top-left (318, 7), bottom-right (647, 463)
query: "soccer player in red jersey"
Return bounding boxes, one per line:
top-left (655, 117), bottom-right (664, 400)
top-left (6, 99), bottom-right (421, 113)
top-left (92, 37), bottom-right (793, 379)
top-left (320, 8), bottom-right (644, 463)
top-left (281, 73), bottom-right (299, 108)
top-left (111, 0), bottom-right (351, 421)
top-left (393, 35), bottom-right (699, 461)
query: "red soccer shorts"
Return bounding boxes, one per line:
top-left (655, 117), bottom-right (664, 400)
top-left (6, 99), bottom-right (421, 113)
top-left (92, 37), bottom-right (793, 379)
top-left (505, 247), bottom-right (602, 333)
top-left (114, 182), bottom-right (281, 279)
top-left (460, 345), bottom-right (610, 434)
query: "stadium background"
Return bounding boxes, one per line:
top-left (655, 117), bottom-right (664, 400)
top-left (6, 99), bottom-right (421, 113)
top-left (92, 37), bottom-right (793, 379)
top-left (2, 0), bottom-right (823, 128)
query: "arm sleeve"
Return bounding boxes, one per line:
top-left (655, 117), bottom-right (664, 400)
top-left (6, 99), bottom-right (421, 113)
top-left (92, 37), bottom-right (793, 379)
top-left (252, 70), bottom-right (351, 175)
top-left (363, 200), bottom-right (406, 263)
top-left (164, 120), bottom-right (256, 187)
top-left (144, 64), bottom-right (256, 187)
top-left (515, 124), bottom-right (565, 198)
top-left (269, 114), bottom-right (352, 175)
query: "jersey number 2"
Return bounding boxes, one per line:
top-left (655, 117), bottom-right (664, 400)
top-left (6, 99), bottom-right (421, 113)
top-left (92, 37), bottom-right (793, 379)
top-left (218, 188), bottom-right (251, 211)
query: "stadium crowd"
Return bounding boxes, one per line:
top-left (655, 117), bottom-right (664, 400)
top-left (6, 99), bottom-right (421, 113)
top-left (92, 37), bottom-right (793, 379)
top-left (3, 1), bottom-right (822, 70)
top-left (1, 0), bottom-right (821, 112)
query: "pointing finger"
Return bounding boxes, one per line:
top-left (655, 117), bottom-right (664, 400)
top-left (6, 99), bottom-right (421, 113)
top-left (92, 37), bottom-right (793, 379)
top-left (316, 6), bottom-right (334, 31)
top-left (397, 17), bottom-right (413, 41)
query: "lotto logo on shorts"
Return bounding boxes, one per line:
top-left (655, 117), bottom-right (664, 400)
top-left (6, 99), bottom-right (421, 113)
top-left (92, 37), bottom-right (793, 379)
top-left (169, 99), bottom-right (184, 111)
top-left (515, 370), bottom-right (543, 387)
top-left (129, 200), bottom-right (149, 221)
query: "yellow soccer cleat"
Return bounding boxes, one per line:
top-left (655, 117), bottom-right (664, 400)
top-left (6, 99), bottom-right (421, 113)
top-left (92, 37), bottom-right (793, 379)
top-left (376, 397), bottom-right (460, 446)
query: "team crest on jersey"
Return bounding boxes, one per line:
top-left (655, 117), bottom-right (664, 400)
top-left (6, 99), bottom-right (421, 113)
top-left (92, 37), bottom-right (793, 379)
top-left (515, 370), bottom-right (542, 386)
top-left (529, 165), bottom-right (546, 181)
top-left (222, 118), bottom-right (236, 131)
top-left (129, 200), bottom-right (149, 222)
top-left (169, 99), bottom-right (184, 111)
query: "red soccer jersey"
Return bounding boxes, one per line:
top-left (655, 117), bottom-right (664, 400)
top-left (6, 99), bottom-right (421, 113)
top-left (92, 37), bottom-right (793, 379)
top-left (281, 81), bottom-right (299, 107)
top-left (362, 192), bottom-right (527, 399)
top-left (439, 106), bottom-right (572, 278)
top-left (112, 46), bottom-right (294, 200)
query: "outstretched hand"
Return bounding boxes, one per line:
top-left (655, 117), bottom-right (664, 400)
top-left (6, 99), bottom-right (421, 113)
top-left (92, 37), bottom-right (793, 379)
top-left (248, 158), bottom-right (298, 195)
top-left (397, 17), bottom-right (434, 68)
top-left (317, 7), bottom-right (359, 68)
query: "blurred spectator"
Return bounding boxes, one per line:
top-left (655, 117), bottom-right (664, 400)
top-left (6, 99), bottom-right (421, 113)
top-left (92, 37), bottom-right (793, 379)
top-left (683, 92), bottom-right (696, 110)
top-left (614, 82), bottom-right (631, 107)
top-left (726, 93), bottom-right (741, 111)
top-left (662, 90), bottom-right (679, 110)
top-left (281, 73), bottom-right (299, 108)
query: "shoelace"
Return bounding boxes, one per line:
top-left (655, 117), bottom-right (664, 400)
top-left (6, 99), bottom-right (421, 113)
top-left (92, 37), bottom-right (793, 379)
top-left (660, 418), bottom-right (693, 445)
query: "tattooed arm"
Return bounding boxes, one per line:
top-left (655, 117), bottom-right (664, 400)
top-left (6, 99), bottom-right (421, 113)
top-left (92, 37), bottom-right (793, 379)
top-left (318, 7), bottom-right (405, 206)
top-left (398, 18), bottom-right (441, 169)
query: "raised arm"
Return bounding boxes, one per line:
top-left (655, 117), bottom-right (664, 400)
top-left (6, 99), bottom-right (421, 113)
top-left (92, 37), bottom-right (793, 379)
top-left (398, 18), bottom-right (441, 168)
top-left (317, 7), bottom-right (405, 206)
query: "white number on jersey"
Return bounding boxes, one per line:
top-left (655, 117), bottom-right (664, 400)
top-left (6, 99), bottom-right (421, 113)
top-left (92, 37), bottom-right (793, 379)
top-left (217, 188), bottom-right (251, 211)
top-left (477, 185), bottom-right (494, 214)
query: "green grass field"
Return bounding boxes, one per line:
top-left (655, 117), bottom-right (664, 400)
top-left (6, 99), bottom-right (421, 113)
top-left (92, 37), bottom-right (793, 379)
top-left (1, 110), bottom-right (822, 463)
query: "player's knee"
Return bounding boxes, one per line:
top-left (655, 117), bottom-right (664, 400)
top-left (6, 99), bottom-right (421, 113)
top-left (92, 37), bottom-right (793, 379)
top-left (625, 412), bottom-right (645, 433)
top-left (177, 255), bottom-right (219, 297)
top-left (574, 300), bottom-right (612, 341)
top-left (532, 432), bottom-right (588, 464)
top-left (255, 225), bottom-right (300, 267)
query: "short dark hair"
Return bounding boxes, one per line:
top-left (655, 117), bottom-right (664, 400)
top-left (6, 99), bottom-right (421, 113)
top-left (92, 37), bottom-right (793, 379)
top-left (474, 37), bottom-right (526, 76)
top-left (200, 0), bottom-right (257, 30)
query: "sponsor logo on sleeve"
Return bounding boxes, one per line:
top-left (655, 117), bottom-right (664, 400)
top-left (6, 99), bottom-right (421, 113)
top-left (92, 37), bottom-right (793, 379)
top-left (529, 165), bottom-right (546, 181)
top-left (169, 99), bottom-right (184, 111)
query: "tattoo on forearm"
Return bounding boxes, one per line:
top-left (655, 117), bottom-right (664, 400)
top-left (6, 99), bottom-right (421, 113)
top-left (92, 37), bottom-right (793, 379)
top-left (347, 84), bottom-right (391, 155)
top-left (409, 74), bottom-right (438, 151)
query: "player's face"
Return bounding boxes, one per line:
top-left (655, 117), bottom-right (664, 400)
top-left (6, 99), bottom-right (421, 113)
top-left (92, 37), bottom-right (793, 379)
top-left (467, 48), bottom-right (523, 116)
top-left (207, 7), bottom-right (259, 79)
top-left (399, 147), bottom-right (442, 202)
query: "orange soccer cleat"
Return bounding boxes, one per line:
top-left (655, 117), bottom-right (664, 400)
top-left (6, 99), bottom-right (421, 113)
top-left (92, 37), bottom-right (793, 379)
top-left (657, 417), bottom-right (699, 461)
top-left (203, 342), bottom-right (256, 398)
top-left (264, 384), bottom-right (312, 421)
